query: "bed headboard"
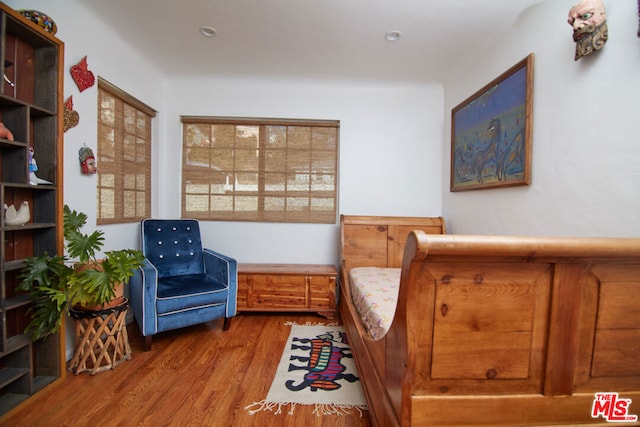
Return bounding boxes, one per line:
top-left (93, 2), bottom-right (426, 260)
top-left (340, 215), bottom-right (446, 269)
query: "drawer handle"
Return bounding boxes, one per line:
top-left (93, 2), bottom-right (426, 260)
top-left (486, 368), bottom-right (497, 379)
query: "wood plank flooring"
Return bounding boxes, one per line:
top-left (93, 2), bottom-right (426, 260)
top-left (1, 313), bottom-right (371, 427)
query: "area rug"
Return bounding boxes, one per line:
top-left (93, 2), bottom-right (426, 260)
top-left (245, 323), bottom-right (368, 416)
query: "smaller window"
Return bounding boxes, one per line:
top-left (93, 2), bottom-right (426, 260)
top-left (97, 78), bottom-right (155, 224)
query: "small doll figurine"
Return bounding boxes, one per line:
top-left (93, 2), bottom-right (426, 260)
top-left (29, 147), bottom-right (37, 173)
top-left (29, 147), bottom-right (52, 185)
top-left (79, 145), bottom-right (97, 174)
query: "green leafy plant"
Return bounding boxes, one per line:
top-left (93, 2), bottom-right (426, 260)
top-left (18, 205), bottom-right (144, 341)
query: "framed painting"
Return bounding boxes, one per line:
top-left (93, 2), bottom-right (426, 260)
top-left (450, 53), bottom-right (534, 192)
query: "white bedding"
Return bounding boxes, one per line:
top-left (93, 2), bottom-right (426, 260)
top-left (348, 267), bottom-right (401, 340)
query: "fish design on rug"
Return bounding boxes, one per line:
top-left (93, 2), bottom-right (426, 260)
top-left (285, 329), bottom-right (359, 392)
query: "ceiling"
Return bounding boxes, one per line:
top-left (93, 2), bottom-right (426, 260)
top-left (82, 0), bottom-right (543, 83)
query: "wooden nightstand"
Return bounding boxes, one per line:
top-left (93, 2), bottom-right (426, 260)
top-left (237, 264), bottom-right (337, 319)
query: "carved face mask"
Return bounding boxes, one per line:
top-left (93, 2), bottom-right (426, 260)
top-left (79, 146), bottom-right (97, 175)
top-left (568, 0), bottom-right (608, 61)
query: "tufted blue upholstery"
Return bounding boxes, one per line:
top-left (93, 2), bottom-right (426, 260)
top-left (129, 219), bottom-right (238, 350)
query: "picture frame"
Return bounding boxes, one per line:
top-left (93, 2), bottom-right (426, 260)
top-left (450, 53), bottom-right (534, 192)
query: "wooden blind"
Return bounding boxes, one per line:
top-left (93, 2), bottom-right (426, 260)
top-left (181, 116), bottom-right (339, 224)
top-left (97, 78), bottom-right (155, 224)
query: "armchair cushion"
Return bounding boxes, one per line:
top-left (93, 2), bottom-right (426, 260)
top-left (156, 274), bottom-right (229, 314)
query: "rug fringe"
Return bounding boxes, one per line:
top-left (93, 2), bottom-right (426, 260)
top-left (245, 400), bottom-right (366, 417)
top-left (312, 403), bottom-right (367, 417)
top-left (245, 399), bottom-right (292, 415)
top-left (284, 321), bottom-right (340, 326)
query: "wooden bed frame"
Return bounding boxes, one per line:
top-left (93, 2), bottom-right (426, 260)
top-left (339, 215), bottom-right (640, 426)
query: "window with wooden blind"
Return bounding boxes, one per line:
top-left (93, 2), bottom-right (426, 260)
top-left (97, 78), bottom-right (155, 224)
top-left (181, 117), bottom-right (339, 224)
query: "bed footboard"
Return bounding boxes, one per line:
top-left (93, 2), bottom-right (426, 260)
top-left (387, 232), bottom-right (640, 426)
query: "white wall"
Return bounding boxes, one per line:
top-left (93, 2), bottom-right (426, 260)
top-left (442, 0), bottom-right (640, 237)
top-left (164, 78), bottom-right (443, 264)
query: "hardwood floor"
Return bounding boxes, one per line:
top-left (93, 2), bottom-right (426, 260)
top-left (1, 313), bottom-right (371, 427)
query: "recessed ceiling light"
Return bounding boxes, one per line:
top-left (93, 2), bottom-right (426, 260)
top-left (385, 31), bottom-right (401, 41)
top-left (200, 26), bottom-right (217, 37)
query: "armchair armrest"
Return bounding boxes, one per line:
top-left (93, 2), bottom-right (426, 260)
top-left (129, 258), bottom-right (159, 336)
top-left (203, 248), bottom-right (238, 317)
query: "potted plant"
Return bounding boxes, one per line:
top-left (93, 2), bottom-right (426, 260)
top-left (17, 205), bottom-right (145, 341)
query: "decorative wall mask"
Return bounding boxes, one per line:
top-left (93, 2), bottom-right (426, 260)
top-left (70, 56), bottom-right (95, 92)
top-left (79, 145), bottom-right (97, 175)
top-left (568, 0), bottom-right (608, 61)
top-left (64, 96), bottom-right (79, 132)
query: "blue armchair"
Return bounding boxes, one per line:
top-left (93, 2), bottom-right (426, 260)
top-left (129, 219), bottom-right (237, 350)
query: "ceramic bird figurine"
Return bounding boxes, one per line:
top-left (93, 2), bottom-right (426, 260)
top-left (5, 201), bottom-right (30, 225)
top-left (4, 203), bottom-right (16, 220)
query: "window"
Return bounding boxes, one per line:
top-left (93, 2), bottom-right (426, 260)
top-left (181, 117), bottom-right (339, 224)
top-left (97, 78), bottom-right (155, 224)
